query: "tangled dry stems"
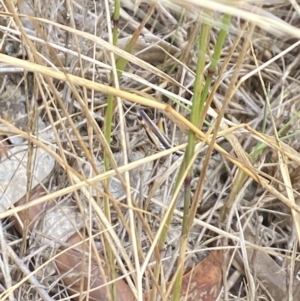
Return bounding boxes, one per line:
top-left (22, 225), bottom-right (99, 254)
top-left (1, 0), bottom-right (300, 300)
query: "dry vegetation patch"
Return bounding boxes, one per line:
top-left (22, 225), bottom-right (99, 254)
top-left (1, 1), bottom-right (300, 300)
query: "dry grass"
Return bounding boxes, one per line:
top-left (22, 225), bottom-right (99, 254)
top-left (1, 0), bottom-right (300, 300)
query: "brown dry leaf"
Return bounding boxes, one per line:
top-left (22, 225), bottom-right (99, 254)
top-left (56, 233), bottom-right (136, 301)
top-left (144, 250), bottom-right (223, 301)
top-left (178, 250), bottom-right (223, 301)
top-left (242, 226), bottom-right (299, 300)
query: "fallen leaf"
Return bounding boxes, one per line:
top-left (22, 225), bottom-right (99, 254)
top-left (144, 250), bottom-right (223, 301)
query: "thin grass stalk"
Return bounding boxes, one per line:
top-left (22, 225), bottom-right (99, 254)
top-left (103, 1), bottom-right (121, 300)
top-left (156, 17), bottom-right (208, 247)
top-left (172, 11), bottom-right (211, 301)
top-left (104, 0), bottom-right (121, 169)
top-left (104, 3), bottom-right (157, 297)
top-left (199, 13), bottom-right (231, 128)
top-left (104, 3), bottom-right (157, 298)
top-left (153, 26), bottom-right (201, 296)
top-left (191, 13), bottom-right (233, 223)
top-left (213, 23), bottom-right (256, 220)
top-left (149, 14), bottom-right (194, 294)
top-left (152, 17), bottom-right (205, 292)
